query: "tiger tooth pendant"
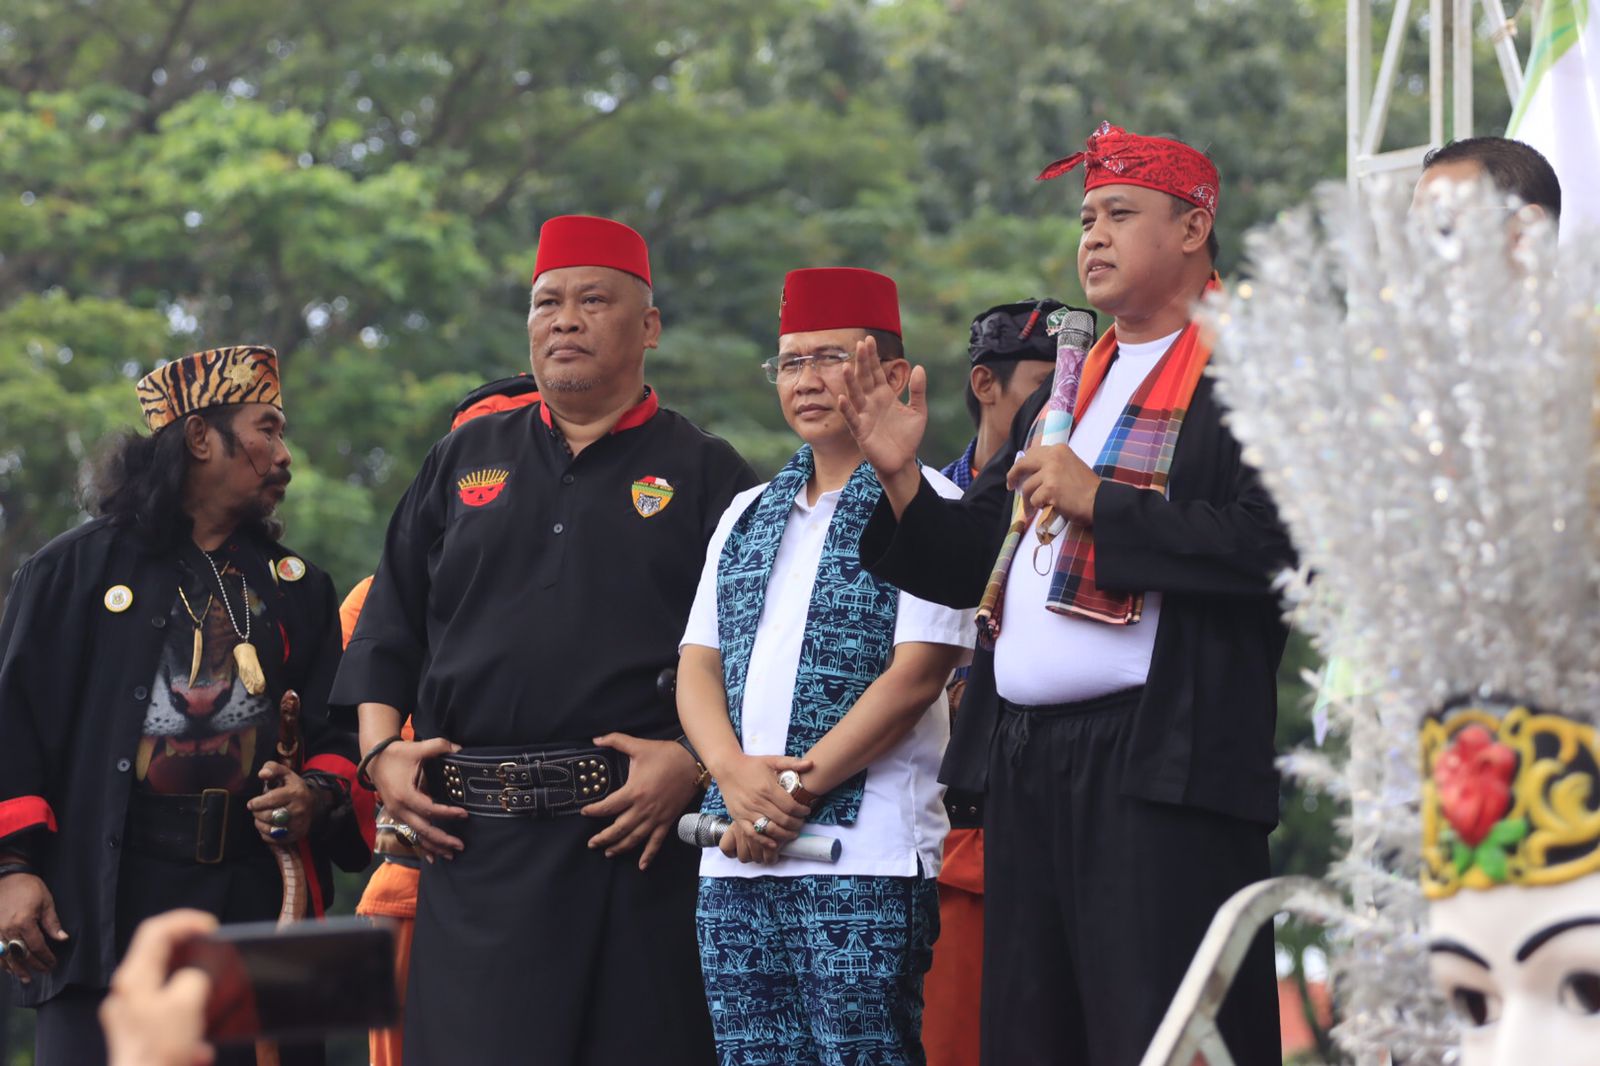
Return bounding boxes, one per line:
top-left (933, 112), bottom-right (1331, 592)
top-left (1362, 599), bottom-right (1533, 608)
top-left (189, 627), bottom-right (203, 689)
top-left (234, 641), bottom-right (267, 696)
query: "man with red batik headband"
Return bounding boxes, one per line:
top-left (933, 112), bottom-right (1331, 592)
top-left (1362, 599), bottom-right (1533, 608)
top-left (332, 215), bottom-right (755, 1064)
top-left (840, 122), bottom-right (1293, 1063)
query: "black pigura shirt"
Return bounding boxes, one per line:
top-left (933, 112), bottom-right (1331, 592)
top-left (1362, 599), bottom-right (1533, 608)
top-left (332, 390), bottom-right (757, 746)
top-left (0, 521), bottom-right (365, 1005)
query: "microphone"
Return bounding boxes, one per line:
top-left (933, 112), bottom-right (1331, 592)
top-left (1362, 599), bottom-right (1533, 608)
top-left (676, 813), bottom-right (841, 864)
top-left (1036, 309), bottom-right (1098, 542)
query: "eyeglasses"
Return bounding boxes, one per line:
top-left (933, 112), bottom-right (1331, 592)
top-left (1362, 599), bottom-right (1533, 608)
top-left (760, 351), bottom-right (853, 384)
top-left (760, 351), bottom-right (854, 384)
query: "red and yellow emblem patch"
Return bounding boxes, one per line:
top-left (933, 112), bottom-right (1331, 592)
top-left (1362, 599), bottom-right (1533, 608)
top-left (631, 476), bottom-right (674, 518)
top-left (458, 468), bottom-right (510, 507)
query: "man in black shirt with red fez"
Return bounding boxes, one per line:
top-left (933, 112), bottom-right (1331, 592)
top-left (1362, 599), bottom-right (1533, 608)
top-left (334, 215), bottom-right (755, 1064)
top-left (0, 345), bottom-right (369, 1066)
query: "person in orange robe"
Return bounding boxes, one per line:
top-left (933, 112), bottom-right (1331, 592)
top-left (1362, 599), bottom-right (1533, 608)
top-left (347, 375), bottom-right (539, 1066)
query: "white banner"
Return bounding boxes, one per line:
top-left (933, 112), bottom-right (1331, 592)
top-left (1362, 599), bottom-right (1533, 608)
top-left (1507, 0), bottom-right (1600, 240)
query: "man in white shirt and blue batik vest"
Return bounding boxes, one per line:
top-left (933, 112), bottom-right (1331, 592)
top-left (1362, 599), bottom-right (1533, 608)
top-left (678, 267), bottom-right (972, 1066)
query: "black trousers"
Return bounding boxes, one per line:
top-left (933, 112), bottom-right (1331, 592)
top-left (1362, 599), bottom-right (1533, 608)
top-left (403, 811), bottom-right (714, 1065)
top-left (35, 845), bottom-right (322, 1066)
top-left (979, 691), bottom-right (1279, 1066)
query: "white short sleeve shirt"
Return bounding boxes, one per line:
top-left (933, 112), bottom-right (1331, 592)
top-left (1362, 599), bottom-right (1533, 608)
top-left (681, 466), bottom-right (973, 879)
top-left (992, 331), bottom-right (1180, 706)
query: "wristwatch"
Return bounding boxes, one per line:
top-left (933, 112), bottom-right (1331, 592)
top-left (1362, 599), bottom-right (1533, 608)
top-left (675, 735), bottom-right (711, 790)
top-left (777, 770), bottom-right (819, 806)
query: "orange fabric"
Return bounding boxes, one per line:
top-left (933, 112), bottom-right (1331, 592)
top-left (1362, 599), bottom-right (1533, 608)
top-left (339, 577), bottom-right (373, 650)
top-left (341, 577), bottom-right (412, 747)
top-left (937, 828), bottom-right (985, 896)
top-left (367, 912), bottom-right (415, 1066)
top-left (357, 858), bottom-right (419, 920)
top-left (450, 390), bottom-right (540, 430)
top-left (923, 881), bottom-right (984, 1066)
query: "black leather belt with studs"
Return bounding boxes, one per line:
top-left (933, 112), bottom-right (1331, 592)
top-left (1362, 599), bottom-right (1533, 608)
top-left (434, 745), bottom-right (628, 818)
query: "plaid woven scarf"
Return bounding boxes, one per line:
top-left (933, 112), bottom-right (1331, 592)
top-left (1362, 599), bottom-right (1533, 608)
top-left (975, 277), bottom-right (1218, 641)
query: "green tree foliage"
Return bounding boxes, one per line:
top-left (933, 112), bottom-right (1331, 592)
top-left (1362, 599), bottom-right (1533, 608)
top-left (0, 0), bottom-right (1519, 595)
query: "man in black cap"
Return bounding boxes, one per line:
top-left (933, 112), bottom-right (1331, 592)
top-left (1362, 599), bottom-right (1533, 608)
top-left (941, 300), bottom-right (1082, 492)
top-left (924, 298), bottom-right (1091, 1066)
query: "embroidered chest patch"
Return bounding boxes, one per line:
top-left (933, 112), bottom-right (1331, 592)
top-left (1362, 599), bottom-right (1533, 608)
top-left (458, 468), bottom-right (510, 507)
top-left (631, 476), bottom-right (674, 518)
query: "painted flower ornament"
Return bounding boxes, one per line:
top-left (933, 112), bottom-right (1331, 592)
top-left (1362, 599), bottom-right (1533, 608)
top-left (1435, 725), bottom-right (1516, 845)
top-left (1432, 724), bottom-right (1525, 884)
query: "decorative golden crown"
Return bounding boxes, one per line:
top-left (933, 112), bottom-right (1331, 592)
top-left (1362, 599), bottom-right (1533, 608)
top-left (1420, 701), bottom-right (1600, 899)
top-left (457, 468), bottom-right (509, 491)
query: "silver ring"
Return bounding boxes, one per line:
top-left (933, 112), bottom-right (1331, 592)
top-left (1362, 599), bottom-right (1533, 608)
top-left (270, 807), bottom-right (291, 827)
top-left (752, 816), bottom-right (771, 836)
top-left (5, 939), bottom-right (25, 959)
top-left (268, 827), bottom-right (289, 841)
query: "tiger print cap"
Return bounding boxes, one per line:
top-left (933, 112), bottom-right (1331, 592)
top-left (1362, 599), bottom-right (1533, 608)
top-left (135, 345), bottom-right (282, 432)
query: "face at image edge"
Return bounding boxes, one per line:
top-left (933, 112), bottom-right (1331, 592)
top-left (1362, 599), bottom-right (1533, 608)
top-left (1428, 876), bottom-right (1600, 1065)
top-left (1411, 159), bottom-right (1554, 258)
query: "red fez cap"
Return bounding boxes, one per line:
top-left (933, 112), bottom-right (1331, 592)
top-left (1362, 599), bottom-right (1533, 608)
top-left (532, 215), bottom-right (651, 286)
top-left (1037, 121), bottom-right (1220, 216)
top-left (778, 268), bottom-right (901, 337)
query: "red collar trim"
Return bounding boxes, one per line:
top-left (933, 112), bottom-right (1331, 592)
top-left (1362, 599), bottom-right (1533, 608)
top-left (537, 386), bottom-right (659, 433)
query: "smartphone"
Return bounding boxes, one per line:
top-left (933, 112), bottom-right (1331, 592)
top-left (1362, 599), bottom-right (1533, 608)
top-left (168, 916), bottom-right (399, 1044)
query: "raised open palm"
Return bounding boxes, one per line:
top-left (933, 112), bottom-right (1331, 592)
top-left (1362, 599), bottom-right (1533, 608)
top-left (837, 334), bottom-right (928, 485)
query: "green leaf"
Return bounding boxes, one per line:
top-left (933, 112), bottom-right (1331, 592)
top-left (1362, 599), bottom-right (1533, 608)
top-left (1474, 843), bottom-right (1510, 883)
top-left (1485, 817), bottom-right (1528, 847)
top-left (1453, 840), bottom-right (1473, 875)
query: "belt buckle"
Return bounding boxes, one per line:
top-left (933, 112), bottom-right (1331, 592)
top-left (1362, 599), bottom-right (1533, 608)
top-left (499, 760), bottom-right (530, 813)
top-left (195, 788), bottom-right (229, 864)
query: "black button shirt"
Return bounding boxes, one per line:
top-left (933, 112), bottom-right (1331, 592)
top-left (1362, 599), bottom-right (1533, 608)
top-left (332, 395), bottom-right (756, 747)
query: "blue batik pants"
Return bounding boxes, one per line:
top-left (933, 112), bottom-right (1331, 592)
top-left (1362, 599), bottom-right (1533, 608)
top-left (696, 873), bottom-right (941, 1066)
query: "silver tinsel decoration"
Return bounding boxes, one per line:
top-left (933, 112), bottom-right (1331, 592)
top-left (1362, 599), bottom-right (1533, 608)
top-left (1203, 178), bottom-right (1600, 1065)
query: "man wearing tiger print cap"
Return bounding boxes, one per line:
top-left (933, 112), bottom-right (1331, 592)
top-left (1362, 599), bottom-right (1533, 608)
top-left (0, 345), bottom-right (370, 1066)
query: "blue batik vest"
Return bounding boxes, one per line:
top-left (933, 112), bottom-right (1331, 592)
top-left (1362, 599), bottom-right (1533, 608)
top-left (702, 447), bottom-right (898, 826)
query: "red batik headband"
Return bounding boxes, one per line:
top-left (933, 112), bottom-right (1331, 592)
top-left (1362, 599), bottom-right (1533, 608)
top-left (1037, 121), bottom-right (1220, 216)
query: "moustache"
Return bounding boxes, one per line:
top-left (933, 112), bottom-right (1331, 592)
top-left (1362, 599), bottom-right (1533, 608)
top-left (263, 471), bottom-right (292, 488)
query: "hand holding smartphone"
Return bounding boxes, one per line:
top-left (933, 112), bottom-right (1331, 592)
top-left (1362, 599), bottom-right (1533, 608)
top-left (167, 916), bottom-right (399, 1045)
